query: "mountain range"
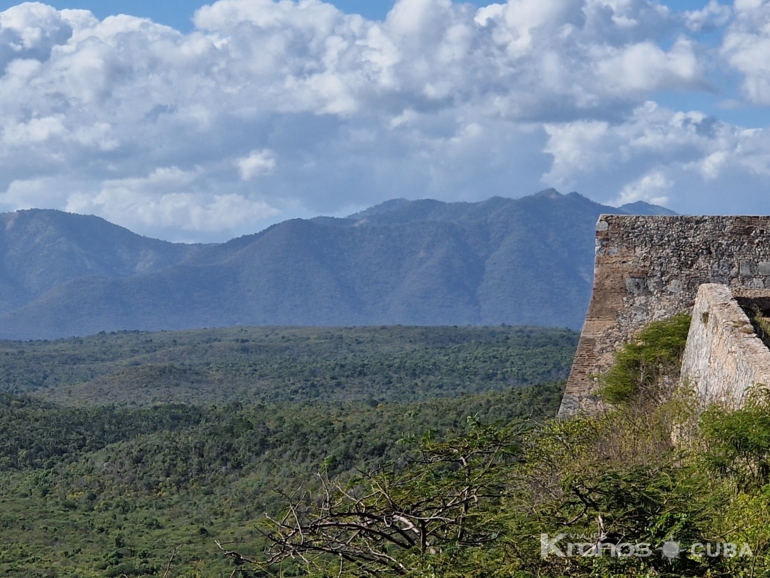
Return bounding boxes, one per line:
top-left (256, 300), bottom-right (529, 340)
top-left (0, 190), bottom-right (675, 339)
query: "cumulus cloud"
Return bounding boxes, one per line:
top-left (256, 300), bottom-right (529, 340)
top-left (592, 38), bottom-right (701, 94)
top-left (543, 101), bottom-right (770, 213)
top-left (684, 0), bottom-right (731, 33)
top-left (614, 171), bottom-right (671, 206)
top-left (237, 150), bottom-right (276, 181)
top-left (65, 167), bottom-right (280, 234)
top-left (0, 0), bottom-right (766, 240)
top-left (722, 0), bottom-right (770, 105)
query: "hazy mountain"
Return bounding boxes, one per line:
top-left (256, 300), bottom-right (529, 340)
top-left (0, 209), bottom-right (203, 314)
top-left (0, 191), bottom-right (674, 339)
top-left (617, 201), bottom-right (678, 216)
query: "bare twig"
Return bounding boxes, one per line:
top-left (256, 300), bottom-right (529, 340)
top-left (162, 547), bottom-right (179, 578)
top-left (256, 420), bottom-right (525, 575)
top-left (215, 539), bottom-right (258, 565)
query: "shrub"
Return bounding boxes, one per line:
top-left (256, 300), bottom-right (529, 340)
top-left (700, 389), bottom-right (770, 489)
top-left (600, 313), bottom-right (691, 405)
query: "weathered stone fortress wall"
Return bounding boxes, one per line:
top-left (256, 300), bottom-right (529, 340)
top-left (681, 284), bottom-right (770, 408)
top-left (559, 215), bottom-right (770, 417)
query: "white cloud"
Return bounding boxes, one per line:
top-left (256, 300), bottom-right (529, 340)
top-left (0, 0), bottom-right (766, 240)
top-left (3, 114), bottom-right (66, 144)
top-left (543, 101), bottom-right (770, 214)
top-left (684, 0), bottom-right (731, 33)
top-left (716, 0), bottom-right (770, 106)
top-left (0, 176), bottom-right (69, 209)
top-left (237, 149), bottom-right (276, 181)
top-left (65, 166), bottom-right (279, 234)
top-left (0, 3), bottom-right (72, 66)
top-left (592, 38), bottom-right (701, 94)
top-left (613, 170), bottom-right (671, 206)
top-left (69, 190), bottom-right (279, 234)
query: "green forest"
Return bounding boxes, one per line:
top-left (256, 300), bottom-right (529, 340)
top-left (0, 325), bottom-right (578, 405)
top-left (9, 320), bottom-right (770, 577)
top-left (0, 325), bottom-right (574, 576)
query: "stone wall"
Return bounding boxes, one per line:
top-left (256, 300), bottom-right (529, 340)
top-left (559, 215), bottom-right (770, 417)
top-left (681, 284), bottom-right (770, 408)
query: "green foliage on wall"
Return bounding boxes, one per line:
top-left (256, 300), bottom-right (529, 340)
top-left (599, 313), bottom-right (691, 405)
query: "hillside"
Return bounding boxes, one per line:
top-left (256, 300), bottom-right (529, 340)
top-left (3, 315), bottom-right (770, 576)
top-left (0, 191), bottom-right (674, 339)
top-left (0, 209), bottom-right (202, 315)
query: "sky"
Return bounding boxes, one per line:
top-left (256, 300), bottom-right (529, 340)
top-left (0, 0), bottom-right (769, 242)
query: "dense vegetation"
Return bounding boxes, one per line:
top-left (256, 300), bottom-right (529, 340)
top-left (599, 312), bottom-right (691, 405)
top-left (13, 318), bottom-right (770, 576)
top-left (0, 325), bottom-right (578, 405)
top-left (0, 324), bottom-right (574, 576)
top-left (0, 384), bottom-right (563, 577)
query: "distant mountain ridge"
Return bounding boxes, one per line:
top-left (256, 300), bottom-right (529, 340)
top-left (0, 209), bottom-right (204, 315)
top-left (344, 193), bottom-right (676, 224)
top-left (0, 191), bottom-right (675, 339)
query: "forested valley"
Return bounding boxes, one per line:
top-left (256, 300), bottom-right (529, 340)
top-left (0, 325), bottom-right (575, 576)
top-left (4, 314), bottom-right (770, 578)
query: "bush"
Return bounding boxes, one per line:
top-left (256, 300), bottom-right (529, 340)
top-left (700, 389), bottom-right (770, 489)
top-left (600, 313), bottom-right (691, 405)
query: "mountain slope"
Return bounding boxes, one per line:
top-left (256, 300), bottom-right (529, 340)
top-left (617, 201), bottom-right (678, 216)
top-left (0, 209), bottom-right (203, 314)
top-left (0, 192), bottom-right (674, 339)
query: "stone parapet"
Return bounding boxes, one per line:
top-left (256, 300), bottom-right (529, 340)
top-left (560, 215), bottom-right (770, 417)
top-left (681, 284), bottom-right (770, 408)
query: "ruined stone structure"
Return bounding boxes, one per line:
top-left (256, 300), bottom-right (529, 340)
top-left (681, 284), bottom-right (770, 408)
top-left (559, 215), bottom-right (770, 417)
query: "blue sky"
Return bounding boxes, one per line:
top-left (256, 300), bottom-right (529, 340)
top-left (0, 0), bottom-right (769, 241)
top-left (0, 0), bottom-right (714, 30)
top-left (0, 1), bottom-right (475, 28)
